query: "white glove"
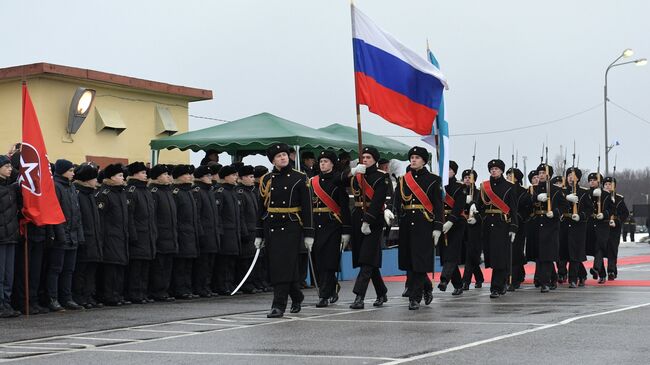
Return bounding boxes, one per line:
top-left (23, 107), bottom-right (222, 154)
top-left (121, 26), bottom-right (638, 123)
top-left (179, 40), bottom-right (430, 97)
top-left (351, 164), bottom-right (366, 175)
top-left (546, 211), bottom-right (554, 219)
top-left (467, 217), bottom-right (477, 225)
top-left (509, 232), bottom-right (516, 243)
top-left (340, 234), bottom-right (351, 251)
top-left (432, 230), bottom-right (441, 246)
top-left (470, 204), bottom-right (479, 215)
top-left (465, 195), bottom-right (473, 204)
top-left (572, 214), bottom-right (580, 222)
top-left (442, 221), bottom-right (453, 234)
top-left (609, 220), bottom-right (616, 228)
top-left (304, 237), bottom-right (314, 251)
top-left (384, 210), bottom-right (395, 225)
top-left (566, 194), bottom-right (579, 203)
top-left (254, 237), bottom-right (264, 249)
top-left (361, 222), bottom-right (371, 235)
top-left (537, 193), bottom-right (548, 202)
top-left (596, 213), bottom-right (604, 220)
top-left (592, 188), bottom-right (602, 197)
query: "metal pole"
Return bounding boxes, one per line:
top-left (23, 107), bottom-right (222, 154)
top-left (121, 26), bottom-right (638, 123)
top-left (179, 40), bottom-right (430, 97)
top-left (604, 78), bottom-right (609, 176)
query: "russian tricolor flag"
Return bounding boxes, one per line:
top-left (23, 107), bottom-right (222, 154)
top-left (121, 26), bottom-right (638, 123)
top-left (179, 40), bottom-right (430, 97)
top-left (352, 4), bottom-right (447, 136)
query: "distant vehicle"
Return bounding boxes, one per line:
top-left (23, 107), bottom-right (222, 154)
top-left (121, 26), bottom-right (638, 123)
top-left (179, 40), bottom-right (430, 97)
top-left (636, 225), bottom-right (648, 234)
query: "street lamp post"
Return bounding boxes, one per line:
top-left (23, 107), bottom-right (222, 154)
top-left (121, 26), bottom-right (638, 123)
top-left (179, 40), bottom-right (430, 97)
top-left (604, 48), bottom-right (647, 175)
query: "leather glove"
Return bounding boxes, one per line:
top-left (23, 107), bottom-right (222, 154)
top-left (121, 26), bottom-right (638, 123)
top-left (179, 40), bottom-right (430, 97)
top-left (467, 217), bottom-right (477, 225)
top-left (509, 232), bottom-right (516, 243)
top-left (566, 193), bottom-right (579, 203)
top-left (465, 195), bottom-right (473, 204)
top-left (470, 204), bottom-right (479, 215)
top-left (254, 237), bottom-right (264, 249)
top-left (442, 221), bottom-right (453, 234)
top-left (361, 222), bottom-right (371, 235)
top-left (340, 234), bottom-right (351, 251)
top-left (384, 210), bottom-right (395, 225)
top-left (572, 214), bottom-right (580, 222)
top-left (609, 220), bottom-right (616, 228)
top-left (596, 213), bottom-right (604, 220)
top-left (432, 230), bottom-right (441, 246)
top-left (546, 211), bottom-right (554, 219)
top-left (537, 193), bottom-right (548, 202)
top-left (304, 237), bottom-right (314, 251)
top-left (592, 188), bottom-right (602, 197)
top-left (351, 164), bottom-right (366, 175)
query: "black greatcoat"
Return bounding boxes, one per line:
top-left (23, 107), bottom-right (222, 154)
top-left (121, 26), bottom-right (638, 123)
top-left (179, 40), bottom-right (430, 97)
top-left (512, 183), bottom-right (531, 267)
top-left (96, 184), bottom-right (129, 265)
top-left (194, 181), bottom-right (221, 254)
top-left (560, 186), bottom-right (592, 262)
top-left (440, 177), bottom-right (467, 265)
top-left (126, 179), bottom-right (157, 260)
top-left (350, 165), bottom-right (390, 268)
top-left (0, 177), bottom-right (19, 245)
top-left (172, 183), bottom-right (200, 259)
top-left (311, 170), bottom-right (352, 271)
top-left (74, 183), bottom-right (103, 263)
top-left (238, 185), bottom-right (259, 258)
top-left (395, 167), bottom-right (443, 273)
top-left (256, 165), bottom-right (314, 284)
top-left (53, 175), bottom-right (84, 249)
top-left (586, 188), bottom-right (614, 256)
top-left (530, 182), bottom-right (566, 262)
top-left (149, 183), bottom-right (179, 255)
top-left (477, 176), bottom-right (519, 270)
top-left (215, 183), bottom-right (246, 256)
top-left (464, 185), bottom-right (483, 265)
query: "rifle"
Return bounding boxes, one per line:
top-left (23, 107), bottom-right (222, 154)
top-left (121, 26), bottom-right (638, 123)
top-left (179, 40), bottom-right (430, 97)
top-left (470, 141), bottom-right (476, 199)
top-left (572, 140), bottom-right (577, 215)
top-left (545, 146), bottom-right (551, 212)
top-left (510, 145), bottom-right (516, 184)
top-left (597, 151), bottom-right (602, 215)
top-left (562, 147), bottom-right (568, 188)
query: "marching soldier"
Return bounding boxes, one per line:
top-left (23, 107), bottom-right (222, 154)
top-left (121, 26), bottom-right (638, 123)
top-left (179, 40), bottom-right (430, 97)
top-left (439, 161), bottom-right (466, 296)
top-left (530, 164), bottom-right (567, 293)
top-left (560, 167), bottom-right (593, 288)
top-left (603, 177), bottom-right (629, 280)
top-left (586, 173), bottom-right (614, 283)
top-left (171, 165), bottom-right (200, 299)
top-left (192, 166), bottom-right (220, 297)
top-left (475, 159), bottom-right (518, 298)
top-left (255, 143), bottom-right (314, 318)
top-left (462, 169), bottom-right (484, 290)
top-left (349, 147), bottom-right (392, 310)
top-left (526, 170), bottom-right (541, 287)
top-left (506, 167), bottom-right (529, 291)
top-left (148, 165), bottom-right (178, 302)
top-left (310, 150), bottom-right (352, 307)
top-left (395, 147), bottom-right (443, 309)
top-left (125, 162), bottom-right (157, 304)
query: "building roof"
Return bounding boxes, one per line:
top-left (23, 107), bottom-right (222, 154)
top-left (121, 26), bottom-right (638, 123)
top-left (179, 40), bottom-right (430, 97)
top-left (0, 62), bottom-right (212, 101)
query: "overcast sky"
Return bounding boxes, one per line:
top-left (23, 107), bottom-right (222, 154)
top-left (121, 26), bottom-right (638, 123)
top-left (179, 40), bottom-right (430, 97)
top-left (3, 0), bottom-right (649, 175)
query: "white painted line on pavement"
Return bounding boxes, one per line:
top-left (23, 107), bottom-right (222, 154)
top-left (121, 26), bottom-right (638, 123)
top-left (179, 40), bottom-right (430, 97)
top-left (300, 318), bottom-right (548, 326)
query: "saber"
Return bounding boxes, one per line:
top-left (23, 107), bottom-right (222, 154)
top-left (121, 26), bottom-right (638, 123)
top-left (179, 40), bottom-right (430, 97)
top-left (308, 249), bottom-right (319, 293)
top-left (231, 248), bottom-right (261, 295)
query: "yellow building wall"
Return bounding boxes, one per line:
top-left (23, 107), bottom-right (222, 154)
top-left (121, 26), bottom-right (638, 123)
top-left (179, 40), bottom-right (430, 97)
top-left (0, 76), bottom-right (190, 165)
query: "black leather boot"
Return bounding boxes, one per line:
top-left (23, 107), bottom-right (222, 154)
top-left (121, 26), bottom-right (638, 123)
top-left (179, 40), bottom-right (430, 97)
top-left (349, 295), bottom-right (364, 309)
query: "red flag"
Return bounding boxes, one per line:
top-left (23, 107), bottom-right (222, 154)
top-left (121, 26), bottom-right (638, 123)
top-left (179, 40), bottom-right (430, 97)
top-left (19, 83), bottom-right (65, 226)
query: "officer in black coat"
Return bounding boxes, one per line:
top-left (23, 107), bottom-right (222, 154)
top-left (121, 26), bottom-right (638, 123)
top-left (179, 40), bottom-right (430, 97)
top-left (395, 147), bottom-right (443, 309)
top-left (349, 147), bottom-right (391, 310)
top-left (148, 165), bottom-right (178, 302)
top-left (171, 165), bottom-right (200, 299)
top-left (96, 163), bottom-right (130, 306)
top-left (506, 167), bottom-right (530, 291)
top-left (604, 177), bottom-right (629, 280)
top-left (72, 164), bottom-right (103, 309)
top-left (586, 173), bottom-right (614, 283)
top-left (0, 156), bottom-right (20, 318)
top-left (256, 143), bottom-right (314, 318)
top-left (192, 165), bottom-right (220, 297)
top-left (439, 160), bottom-right (467, 296)
top-left (49, 159), bottom-right (84, 311)
top-left (461, 169), bottom-right (484, 290)
top-left (476, 159), bottom-right (519, 298)
top-left (125, 162), bottom-right (157, 304)
top-left (214, 165), bottom-right (246, 295)
top-left (251, 165), bottom-right (271, 292)
top-left (310, 151), bottom-right (352, 307)
top-left (236, 165), bottom-right (260, 294)
top-left (560, 167), bottom-right (593, 287)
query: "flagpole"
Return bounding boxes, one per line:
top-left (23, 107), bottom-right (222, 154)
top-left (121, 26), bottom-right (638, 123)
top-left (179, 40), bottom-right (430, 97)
top-left (351, 1), bottom-right (367, 212)
top-left (21, 81), bottom-right (30, 317)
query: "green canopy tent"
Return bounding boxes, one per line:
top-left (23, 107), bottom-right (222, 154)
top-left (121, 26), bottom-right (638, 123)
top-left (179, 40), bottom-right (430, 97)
top-left (318, 123), bottom-right (412, 160)
top-left (149, 112), bottom-right (361, 164)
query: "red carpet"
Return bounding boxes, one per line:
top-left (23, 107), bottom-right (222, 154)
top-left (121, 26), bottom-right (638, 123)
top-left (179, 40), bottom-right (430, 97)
top-left (383, 255), bottom-right (650, 287)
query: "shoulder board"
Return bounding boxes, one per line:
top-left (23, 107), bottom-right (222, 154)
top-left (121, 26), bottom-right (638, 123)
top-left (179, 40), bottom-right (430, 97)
top-left (102, 189), bottom-right (110, 195)
top-left (217, 187), bottom-right (224, 193)
top-left (150, 187), bottom-right (158, 193)
top-left (617, 193), bottom-right (624, 198)
top-left (128, 185), bottom-right (136, 193)
top-left (292, 168), bottom-right (306, 175)
top-left (193, 186), bottom-right (201, 192)
top-left (172, 188), bottom-right (179, 194)
top-left (580, 187), bottom-right (589, 191)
